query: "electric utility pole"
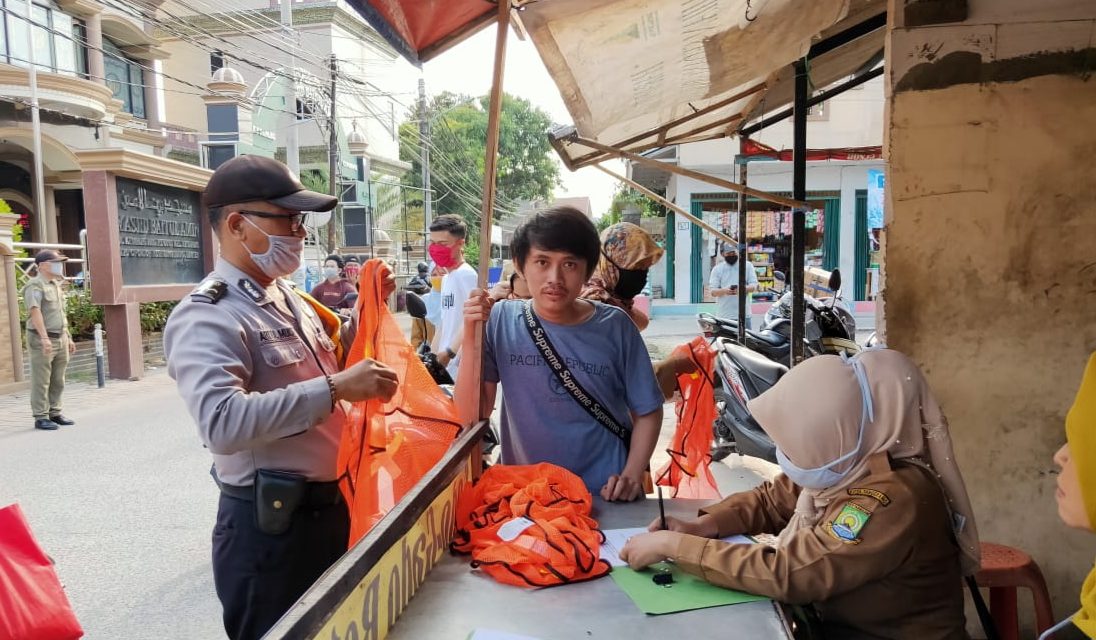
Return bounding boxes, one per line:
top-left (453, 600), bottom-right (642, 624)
top-left (327, 54), bottom-right (339, 251)
top-left (280, 0), bottom-right (299, 174)
top-left (418, 79), bottom-right (432, 229)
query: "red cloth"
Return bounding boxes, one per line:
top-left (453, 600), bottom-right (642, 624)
top-left (309, 279), bottom-right (357, 310)
top-left (0, 503), bottom-right (83, 640)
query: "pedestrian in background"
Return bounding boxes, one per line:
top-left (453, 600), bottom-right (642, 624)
top-left (580, 221), bottom-right (663, 331)
top-left (164, 155), bottom-right (399, 640)
top-left (428, 214), bottom-right (477, 381)
top-left (709, 240), bottom-right (758, 329)
top-left (23, 249), bottom-right (76, 431)
top-left (309, 254), bottom-right (357, 314)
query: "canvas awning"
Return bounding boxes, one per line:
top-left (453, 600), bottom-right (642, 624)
top-left (516, 0), bottom-right (885, 170)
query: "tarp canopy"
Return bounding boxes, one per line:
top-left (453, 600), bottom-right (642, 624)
top-left (344, 0), bottom-right (498, 65)
top-left (520, 0), bottom-right (885, 170)
top-left (343, 0), bottom-right (885, 168)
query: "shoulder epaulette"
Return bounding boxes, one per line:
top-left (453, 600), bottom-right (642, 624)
top-left (191, 278), bottom-right (227, 304)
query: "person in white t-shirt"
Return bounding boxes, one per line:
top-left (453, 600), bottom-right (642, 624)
top-left (428, 214), bottom-right (478, 381)
top-left (709, 241), bottom-right (758, 329)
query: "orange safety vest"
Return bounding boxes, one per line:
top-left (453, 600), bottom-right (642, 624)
top-left (655, 337), bottom-right (721, 500)
top-left (336, 259), bottom-right (462, 545)
top-left (293, 289), bottom-right (345, 364)
top-left (452, 463), bottom-right (611, 588)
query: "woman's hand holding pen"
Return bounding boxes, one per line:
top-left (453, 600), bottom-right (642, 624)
top-left (646, 514), bottom-right (720, 538)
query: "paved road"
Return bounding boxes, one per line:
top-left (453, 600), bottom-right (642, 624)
top-left (0, 313), bottom-right (772, 640)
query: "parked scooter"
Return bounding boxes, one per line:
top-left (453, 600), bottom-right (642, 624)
top-left (698, 269), bottom-right (858, 366)
top-left (702, 270), bottom-right (857, 463)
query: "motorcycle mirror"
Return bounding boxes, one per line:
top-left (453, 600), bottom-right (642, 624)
top-left (773, 271), bottom-right (786, 282)
top-left (405, 291), bottom-right (427, 319)
top-left (828, 269), bottom-right (842, 292)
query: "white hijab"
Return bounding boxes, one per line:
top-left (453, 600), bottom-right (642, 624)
top-left (748, 349), bottom-right (981, 575)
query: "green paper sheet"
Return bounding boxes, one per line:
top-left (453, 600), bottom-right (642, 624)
top-left (610, 562), bottom-right (767, 615)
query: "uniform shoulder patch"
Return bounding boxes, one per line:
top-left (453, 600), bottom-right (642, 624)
top-left (190, 278), bottom-right (227, 304)
top-left (829, 502), bottom-right (873, 543)
top-left (847, 487), bottom-right (891, 506)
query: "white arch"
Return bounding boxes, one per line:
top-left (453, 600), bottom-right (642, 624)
top-left (0, 127), bottom-right (81, 173)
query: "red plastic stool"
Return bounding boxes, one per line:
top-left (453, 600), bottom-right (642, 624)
top-left (975, 542), bottom-right (1055, 640)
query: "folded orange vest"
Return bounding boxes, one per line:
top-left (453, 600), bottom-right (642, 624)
top-left (452, 463), bottom-right (611, 588)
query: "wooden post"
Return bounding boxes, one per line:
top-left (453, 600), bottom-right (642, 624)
top-left (572, 136), bottom-right (809, 210)
top-left (592, 164), bottom-right (737, 246)
top-left (454, 0), bottom-right (510, 436)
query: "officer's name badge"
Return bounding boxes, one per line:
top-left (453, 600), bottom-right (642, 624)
top-left (831, 503), bottom-right (872, 542)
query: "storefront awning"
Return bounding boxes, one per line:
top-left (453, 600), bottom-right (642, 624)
top-left (520, 0), bottom-right (885, 170)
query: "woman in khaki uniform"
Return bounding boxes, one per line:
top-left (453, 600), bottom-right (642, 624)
top-left (622, 349), bottom-right (981, 639)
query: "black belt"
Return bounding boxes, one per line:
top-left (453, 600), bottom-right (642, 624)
top-left (218, 479), bottom-right (343, 508)
top-left (46, 331), bottom-right (61, 339)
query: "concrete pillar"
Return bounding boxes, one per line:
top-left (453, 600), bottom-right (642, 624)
top-left (84, 11), bottom-right (105, 82)
top-left (103, 303), bottom-right (142, 380)
top-left (44, 186), bottom-right (58, 243)
top-left (883, 0), bottom-right (1096, 625)
top-left (0, 214), bottom-right (23, 383)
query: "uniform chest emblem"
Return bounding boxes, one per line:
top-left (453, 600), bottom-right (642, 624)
top-left (830, 502), bottom-right (872, 542)
top-left (238, 279), bottom-right (265, 303)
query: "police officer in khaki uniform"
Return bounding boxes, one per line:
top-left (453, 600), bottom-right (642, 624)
top-left (23, 249), bottom-right (76, 430)
top-left (164, 155), bottom-right (399, 640)
top-left (621, 350), bottom-right (982, 640)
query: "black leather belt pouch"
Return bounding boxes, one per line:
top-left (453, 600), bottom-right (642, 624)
top-left (254, 469), bottom-right (307, 535)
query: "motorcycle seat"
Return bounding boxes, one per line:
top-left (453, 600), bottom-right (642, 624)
top-left (747, 329), bottom-right (786, 347)
top-left (722, 341), bottom-right (788, 388)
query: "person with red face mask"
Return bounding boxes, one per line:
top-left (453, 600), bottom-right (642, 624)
top-left (428, 214), bottom-right (477, 381)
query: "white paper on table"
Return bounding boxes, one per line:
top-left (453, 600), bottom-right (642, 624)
top-left (468, 630), bottom-right (542, 640)
top-left (600, 527), bottom-right (754, 567)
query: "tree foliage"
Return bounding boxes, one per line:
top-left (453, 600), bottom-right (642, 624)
top-left (399, 92), bottom-right (561, 231)
top-left (596, 182), bottom-right (662, 232)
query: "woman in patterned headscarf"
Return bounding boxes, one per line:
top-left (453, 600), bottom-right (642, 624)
top-left (580, 222), bottom-right (664, 331)
top-left (1042, 353), bottom-right (1096, 639)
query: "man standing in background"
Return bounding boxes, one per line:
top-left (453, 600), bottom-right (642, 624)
top-left (428, 214), bottom-right (477, 381)
top-left (23, 250), bottom-right (76, 430)
top-left (709, 241), bottom-right (758, 329)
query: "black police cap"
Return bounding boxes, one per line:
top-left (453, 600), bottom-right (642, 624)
top-left (202, 155), bottom-right (337, 212)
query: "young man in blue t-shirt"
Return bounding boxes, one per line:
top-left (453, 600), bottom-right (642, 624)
top-left (464, 206), bottom-right (664, 501)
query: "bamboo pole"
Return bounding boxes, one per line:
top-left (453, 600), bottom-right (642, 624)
top-left (592, 164), bottom-right (737, 247)
top-left (573, 136), bottom-right (809, 210)
top-left (455, 0), bottom-right (510, 434)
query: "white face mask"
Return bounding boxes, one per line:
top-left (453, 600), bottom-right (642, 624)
top-left (46, 262), bottom-right (64, 277)
top-left (240, 215), bottom-right (303, 278)
top-left (323, 267), bottom-right (340, 280)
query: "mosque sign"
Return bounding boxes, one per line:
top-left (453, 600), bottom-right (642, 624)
top-left (115, 177), bottom-right (206, 285)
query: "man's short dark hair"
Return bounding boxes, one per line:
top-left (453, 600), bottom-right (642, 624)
top-left (511, 206), bottom-right (600, 279)
top-left (429, 214), bottom-right (467, 239)
top-left (209, 206), bottom-right (225, 230)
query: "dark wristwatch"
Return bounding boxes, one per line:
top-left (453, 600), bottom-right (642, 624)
top-left (444, 347), bottom-right (456, 359)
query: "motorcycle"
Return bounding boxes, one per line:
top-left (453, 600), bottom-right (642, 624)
top-left (702, 269), bottom-right (858, 463)
top-left (404, 292), bottom-right (454, 387)
top-left (698, 269), bottom-right (859, 365)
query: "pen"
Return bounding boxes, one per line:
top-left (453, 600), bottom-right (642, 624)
top-left (658, 485), bottom-right (667, 531)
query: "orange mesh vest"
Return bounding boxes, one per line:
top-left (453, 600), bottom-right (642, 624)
top-left (336, 259), bottom-right (462, 545)
top-left (452, 463), bottom-right (611, 588)
top-left (655, 337), bottom-right (721, 500)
